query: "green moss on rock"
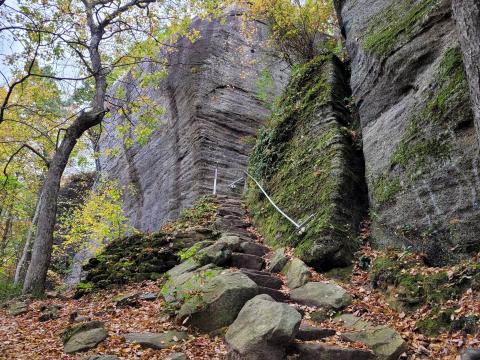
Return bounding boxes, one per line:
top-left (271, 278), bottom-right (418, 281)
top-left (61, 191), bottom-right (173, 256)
top-left (370, 251), bottom-right (479, 310)
top-left (371, 47), bottom-right (472, 212)
top-left (363, 0), bottom-right (441, 56)
top-left (77, 197), bottom-right (219, 296)
top-left (246, 54), bottom-right (366, 270)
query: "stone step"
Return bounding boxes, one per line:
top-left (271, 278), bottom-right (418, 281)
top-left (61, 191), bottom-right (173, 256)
top-left (290, 343), bottom-right (375, 360)
top-left (240, 242), bottom-right (270, 257)
top-left (257, 286), bottom-right (289, 302)
top-left (240, 269), bottom-right (283, 289)
top-left (231, 253), bottom-right (264, 271)
top-left (295, 324), bottom-right (336, 341)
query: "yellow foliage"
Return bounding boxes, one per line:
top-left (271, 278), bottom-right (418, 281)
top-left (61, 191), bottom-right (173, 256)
top-left (54, 180), bottom-right (134, 257)
top-left (244, 0), bottom-right (338, 63)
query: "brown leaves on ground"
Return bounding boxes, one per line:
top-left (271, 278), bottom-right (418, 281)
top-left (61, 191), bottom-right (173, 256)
top-left (310, 245), bottom-right (479, 360)
top-left (0, 281), bottom-right (226, 360)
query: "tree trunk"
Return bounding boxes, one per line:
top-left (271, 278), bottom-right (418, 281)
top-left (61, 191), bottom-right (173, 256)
top-left (0, 210), bottom-right (13, 261)
top-left (22, 108), bottom-right (104, 295)
top-left (22, 128), bottom-right (81, 295)
top-left (452, 0), bottom-right (480, 145)
top-left (14, 191), bottom-right (42, 285)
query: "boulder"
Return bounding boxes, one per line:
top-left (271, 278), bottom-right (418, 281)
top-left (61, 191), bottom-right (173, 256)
top-left (62, 321), bottom-right (108, 354)
top-left (166, 258), bottom-right (203, 279)
top-left (283, 258), bottom-right (311, 289)
top-left (225, 294), bottom-right (301, 360)
top-left (292, 343), bottom-right (375, 360)
top-left (240, 269), bottom-right (283, 289)
top-left (113, 293), bottom-right (139, 308)
top-left (7, 302), bottom-right (28, 316)
top-left (335, 314), bottom-right (407, 360)
top-left (217, 234), bottom-right (244, 252)
top-left (123, 331), bottom-right (188, 349)
top-left (461, 349), bottom-right (480, 360)
top-left (268, 248), bottom-right (288, 273)
top-left (290, 282), bottom-right (352, 310)
top-left (39, 304), bottom-right (61, 322)
top-left (257, 287), bottom-right (289, 302)
top-left (240, 242), bottom-right (269, 257)
top-left (231, 253), bottom-right (264, 270)
top-left (161, 269), bottom-right (258, 332)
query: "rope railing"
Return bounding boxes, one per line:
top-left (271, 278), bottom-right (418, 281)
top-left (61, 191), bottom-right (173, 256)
top-left (212, 166), bottom-right (314, 234)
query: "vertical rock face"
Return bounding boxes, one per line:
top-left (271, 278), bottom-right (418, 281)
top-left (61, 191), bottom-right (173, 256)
top-left (247, 55), bottom-right (367, 270)
top-left (336, 0), bottom-right (480, 264)
top-left (99, 11), bottom-right (288, 232)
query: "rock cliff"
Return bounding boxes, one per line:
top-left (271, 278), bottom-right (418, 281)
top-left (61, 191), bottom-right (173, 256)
top-left (246, 55), bottom-right (367, 270)
top-left (336, 0), bottom-right (480, 264)
top-left (98, 11), bottom-right (288, 232)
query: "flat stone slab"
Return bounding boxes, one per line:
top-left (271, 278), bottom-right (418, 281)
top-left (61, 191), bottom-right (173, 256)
top-left (113, 293), bottom-right (139, 308)
top-left (123, 331), bottom-right (188, 349)
top-left (296, 324), bottom-right (336, 341)
top-left (335, 314), bottom-right (408, 360)
top-left (62, 321), bottom-right (108, 354)
top-left (290, 282), bottom-right (352, 310)
top-left (139, 292), bottom-right (157, 301)
top-left (292, 343), bottom-right (375, 360)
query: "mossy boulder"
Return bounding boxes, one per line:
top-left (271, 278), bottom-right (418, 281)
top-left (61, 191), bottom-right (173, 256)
top-left (77, 197), bottom-right (220, 294)
top-left (225, 294), bottom-right (301, 360)
top-left (246, 54), bottom-right (367, 271)
top-left (160, 269), bottom-right (258, 332)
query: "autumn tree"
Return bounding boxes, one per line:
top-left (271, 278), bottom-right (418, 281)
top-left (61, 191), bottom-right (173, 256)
top-left (247, 0), bottom-right (338, 65)
top-left (0, 0), bottom-right (215, 295)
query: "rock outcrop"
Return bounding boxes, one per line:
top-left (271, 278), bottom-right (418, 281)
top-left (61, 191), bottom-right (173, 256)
top-left (98, 10), bottom-right (288, 232)
top-left (335, 0), bottom-right (480, 264)
top-left (247, 54), bottom-right (367, 270)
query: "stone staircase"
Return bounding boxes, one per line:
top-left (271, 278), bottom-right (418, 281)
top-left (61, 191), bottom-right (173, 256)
top-left (197, 196), bottom-right (407, 360)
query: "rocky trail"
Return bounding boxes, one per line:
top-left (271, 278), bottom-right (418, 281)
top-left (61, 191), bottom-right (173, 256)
top-left (1, 196), bottom-right (479, 360)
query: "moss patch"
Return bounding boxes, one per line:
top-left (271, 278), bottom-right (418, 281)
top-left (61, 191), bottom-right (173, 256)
top-left (370, 250), bottom-right (480, 310)
top-left (362, 0), bottom-right (441, 56)
top-left (76, 197), bottom-right (219, 296)
top-left (371, 47), bottom-right (472, 212)
top-left (246, 54), bottom-right (366, 269)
